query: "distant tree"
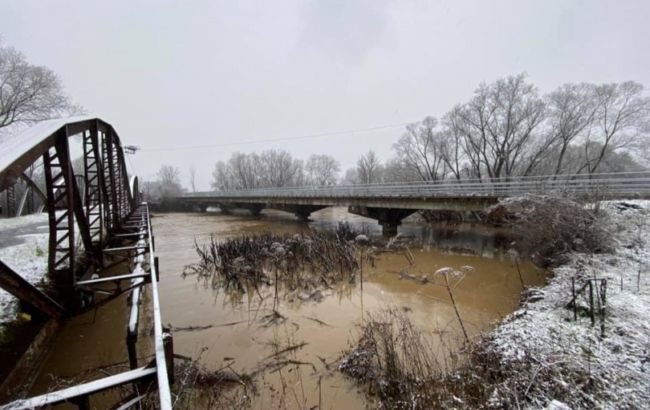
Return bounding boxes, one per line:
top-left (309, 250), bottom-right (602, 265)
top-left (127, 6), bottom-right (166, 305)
top-left (382, 158), bottom-right (421, 182)
top-left (544, 83), bottom-right (598, 175)
top-left (581, 81), bottom-right (650, 174)
top-left (305, 154), bottom-right (340, 186)
top-left (0, 44), bottom-right (80, 132)
top-left (342, 168), bottom-right (359, 185)
top-left (189, 166), bottom-right (197, 192)
top-left (356, 150), bottom-right (383, 184)
top-left (157, 165), bottom-right (183, 198)
top-left (258, 149), bottom-right (304, 187)
top-left (453, 74), bottom-right (546, 179)
top-left (393, 116), bottom-right (445, 181)
top-left (211, 150), bottom-right (305, 190)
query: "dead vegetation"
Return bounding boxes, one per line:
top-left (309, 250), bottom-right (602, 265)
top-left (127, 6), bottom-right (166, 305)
top-left (340, 308), bottom-right (463, 409)
top-left (488, 195), bottom-right (610, 266)
top-left (338, 308), bottom-right (576, 409)
top-left (172, 349), bottom-right (254, 409)
top-left (182, 226), bottom-right (359, 298)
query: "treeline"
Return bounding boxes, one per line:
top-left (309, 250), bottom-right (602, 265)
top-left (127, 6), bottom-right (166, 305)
top-left (211, 74), bottom-right (650, 189)
top-left (212, 152), bottom-right (340, 190)
top-left (382, 74), bottom-right (650, 182)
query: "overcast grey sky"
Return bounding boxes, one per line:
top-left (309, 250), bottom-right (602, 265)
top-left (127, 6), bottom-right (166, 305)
top-left (1, 0), bottom-right (649, 189)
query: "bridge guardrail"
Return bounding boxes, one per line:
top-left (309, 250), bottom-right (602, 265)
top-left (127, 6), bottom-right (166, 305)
top-left (182, 171), bottom-right (650, 199)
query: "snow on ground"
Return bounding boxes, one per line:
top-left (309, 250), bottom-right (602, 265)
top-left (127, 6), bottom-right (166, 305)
top-left (0, 214), bottom-right (50, 323)
top-left (489, 200), bottom-right (650, 408)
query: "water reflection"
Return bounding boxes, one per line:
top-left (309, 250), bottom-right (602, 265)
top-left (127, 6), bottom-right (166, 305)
top-left (153, 207), bottom-right (545, 409)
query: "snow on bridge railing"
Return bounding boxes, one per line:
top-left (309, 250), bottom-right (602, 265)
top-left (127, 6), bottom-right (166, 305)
top-left (182, 171), bottom-right (650, 199)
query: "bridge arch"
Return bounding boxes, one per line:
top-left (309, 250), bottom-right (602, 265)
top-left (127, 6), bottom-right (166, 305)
top-left (0, 116), bottom-right (137, 295)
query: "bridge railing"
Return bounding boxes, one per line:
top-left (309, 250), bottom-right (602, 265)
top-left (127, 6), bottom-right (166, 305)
top-left (184, 171), bottom-right (650, 199)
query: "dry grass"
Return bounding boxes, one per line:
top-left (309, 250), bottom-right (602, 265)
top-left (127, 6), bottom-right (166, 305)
top-left (182, 228), bottom-right (358, 298)
top-left (488, 195), bottom-right (610, 266)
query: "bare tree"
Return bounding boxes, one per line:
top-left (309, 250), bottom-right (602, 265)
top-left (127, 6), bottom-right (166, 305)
top-left (157, 165), bottom-right (183, 198)
top-left (258, 149), bottom-right (304, 187)
top-left (189, 166), bottom-right (197, 192)
top-left (211, 150), bottom-right (305, 190)
top-left (454, 74), bottom-right (546, 179)
top-left (581, 81), bottom-right (650, 174)
top-left (211, 160), bottom-right (232, 191)
top-left (393, 116), bottom-right (445, 181)
top-left (545, 83), bottom-right (598, 175)
top-left (382, 158), bottom-right (422, 182)
top-left (0, 44), bottom-right (80, 131)
top-left (356, 150), bottom-right (383, 184)
top-left (305, 154), bottom-right (340, 186)
top-left (228, 152), bottom-right (260, 189)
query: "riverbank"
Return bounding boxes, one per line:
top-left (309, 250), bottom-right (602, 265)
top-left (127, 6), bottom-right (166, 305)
top-left (413, 200), bottom-right (650, 409)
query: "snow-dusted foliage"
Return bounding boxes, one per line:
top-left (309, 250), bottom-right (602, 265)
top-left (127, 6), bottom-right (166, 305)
top-left (0, 213), bottom-right (49, 323)
top-left (487, 201), bottom-right (650, 408)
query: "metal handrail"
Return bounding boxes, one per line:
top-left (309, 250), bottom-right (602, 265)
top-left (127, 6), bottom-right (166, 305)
top-left (182, 171), bottom-right (650, 200)
top-left (146, 202), bottom-right (172, 409)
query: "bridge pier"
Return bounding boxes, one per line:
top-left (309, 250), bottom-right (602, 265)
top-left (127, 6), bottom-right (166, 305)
top-left (238, 203), bottom-right (264, 216)
top-left (348, 206), bottom-right (417, 236)
top-left (271, 204), bottom-right (326, 221)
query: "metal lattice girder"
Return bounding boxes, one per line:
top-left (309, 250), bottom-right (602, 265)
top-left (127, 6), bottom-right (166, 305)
top-left (5, 185), bottom-right (15, 217)
top-left (83, 128), bottom-right (104, 251)
top-left (42, 142), bottom-right (75, 282)
top-left (0, 260), bottom-right (65, 319)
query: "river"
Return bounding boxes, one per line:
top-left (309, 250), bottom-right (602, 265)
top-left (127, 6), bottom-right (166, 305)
top-left (153, 207), bottom-right (545, 408)
top-left (20, 207), bottom-right (545, 408)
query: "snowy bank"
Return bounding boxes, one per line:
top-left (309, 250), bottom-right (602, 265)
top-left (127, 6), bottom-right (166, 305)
top-left (0, 213), bottom-right (49, 323)
top-left (487, 200), bottom-right (650, 408)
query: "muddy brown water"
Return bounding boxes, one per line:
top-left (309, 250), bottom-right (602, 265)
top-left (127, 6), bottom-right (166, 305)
top-left (157, 207), bottom-right (545, 408)
top-left (19, 207), bottom-right (545, 408)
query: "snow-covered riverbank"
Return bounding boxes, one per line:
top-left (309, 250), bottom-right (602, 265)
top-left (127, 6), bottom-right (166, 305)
top-left (0, 214), bottom-right (49, 323)
top-left (486, 200), bottom-right (650, 408)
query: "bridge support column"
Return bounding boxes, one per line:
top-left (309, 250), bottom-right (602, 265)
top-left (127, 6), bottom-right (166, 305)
top-left (239, 203), bottom-right (264, 216)
top-left (216, 203), bottom-right (233, 214)
top-left (348, 206), bottom-right (417, 236)
top-left (295, 205), bottom-right (323, 221)
top-left (261, 204), bottom-right (325, 221)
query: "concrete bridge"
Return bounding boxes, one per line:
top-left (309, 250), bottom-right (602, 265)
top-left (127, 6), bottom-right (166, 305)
top-left (179, 172), bottom-right (650, 235)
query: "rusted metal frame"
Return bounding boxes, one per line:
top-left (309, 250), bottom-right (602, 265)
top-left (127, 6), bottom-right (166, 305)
top-left (5, 185), bottom-right (16, 217)
top-left (103, 245), bottom-right (148, 253)
top-left (19, 172), bottom-right (47, 208)
top-left (83, 129), bottom-right (103, 249)
top-left (118, 146), bottom-right (130, 219)
top-left (115, 142), bottom-right (133, 215)
top-left (100, 131), bottom-right (113, 233)
top-left (90, 125), bottom-right (108, 251)
top-left (51, 132), bottom-right (75, 281)
top-left (16, 184), bottom-right (30, 217)
top-left (75, 271), bottom-right (150, 286)
top-left (80, 279), bottom-right (145, 312)
top-left (58, 127), bottom-right (96, 275)
top-left (43, 147), bottom-right (68, 277)
top-left (0, 366), bottom-right (157, 409)
top-left (104, 130), bottom-right (121, 230)
top-left (0, 260), bottom-right (66, 319)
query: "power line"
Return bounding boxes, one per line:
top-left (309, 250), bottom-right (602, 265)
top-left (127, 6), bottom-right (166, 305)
top-left (138, 121), bottom-right (412, 153)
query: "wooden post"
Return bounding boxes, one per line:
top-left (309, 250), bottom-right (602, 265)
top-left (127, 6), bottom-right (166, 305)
top-left (572, 277), bottom-right (577, 321)
top-left (588, 280), bottom-right (595, 326)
